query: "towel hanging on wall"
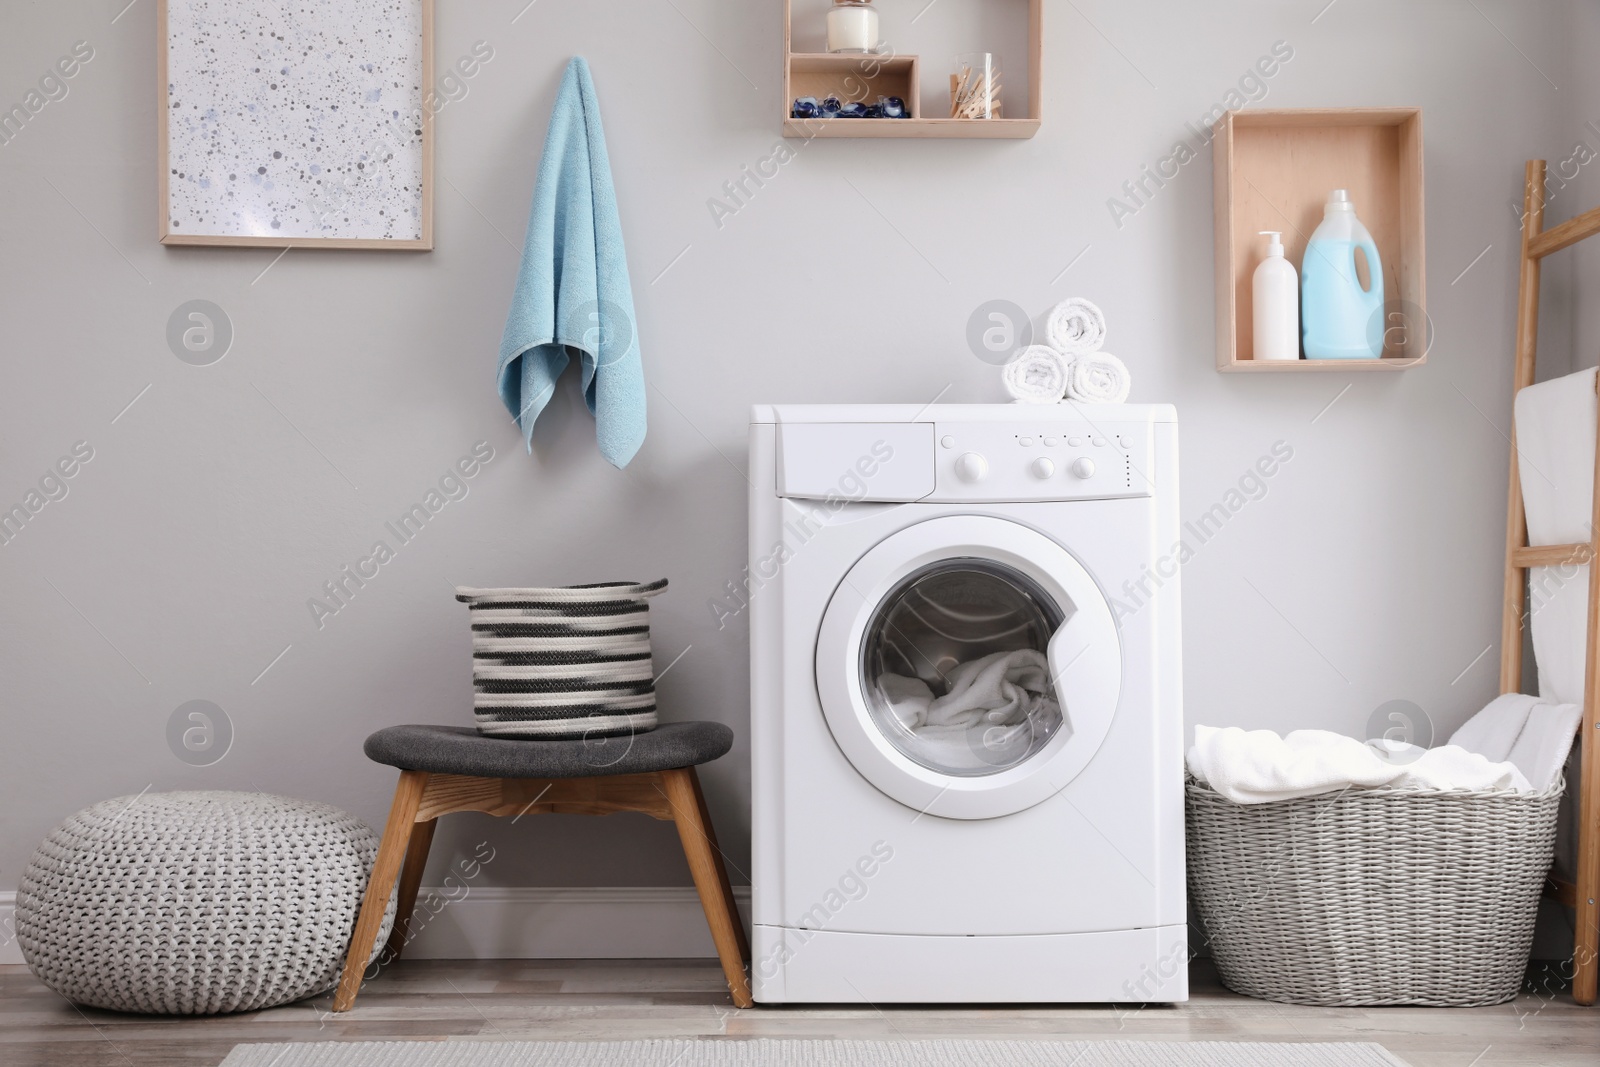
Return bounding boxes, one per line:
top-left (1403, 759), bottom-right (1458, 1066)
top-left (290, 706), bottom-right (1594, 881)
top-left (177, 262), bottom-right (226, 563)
top-left (498, 57), bottom-right (647, 469)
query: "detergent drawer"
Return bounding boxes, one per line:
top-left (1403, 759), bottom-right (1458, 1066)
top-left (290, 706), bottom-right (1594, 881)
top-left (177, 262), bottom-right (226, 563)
top-left (775, 422), bottom-right (934, 502)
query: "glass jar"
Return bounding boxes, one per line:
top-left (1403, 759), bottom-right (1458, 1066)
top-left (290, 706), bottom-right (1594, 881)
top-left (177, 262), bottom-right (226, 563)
top-left (827, 0), bottom-right (879, 55)
top-left (951, 52), bottom-right (1002, 119)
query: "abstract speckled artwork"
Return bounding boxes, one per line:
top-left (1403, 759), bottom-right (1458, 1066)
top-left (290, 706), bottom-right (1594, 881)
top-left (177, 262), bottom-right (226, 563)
top-left (161, 0), bottom-right (431, 247)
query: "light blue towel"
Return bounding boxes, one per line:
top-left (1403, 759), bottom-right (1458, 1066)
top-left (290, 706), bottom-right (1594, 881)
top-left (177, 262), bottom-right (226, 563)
top-left (498, 57), bottom-right (646, 469)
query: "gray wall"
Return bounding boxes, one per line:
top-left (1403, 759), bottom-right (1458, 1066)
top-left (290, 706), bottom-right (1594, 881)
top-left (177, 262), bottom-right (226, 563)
top-left (0, 0), bottom-right (1588, 905)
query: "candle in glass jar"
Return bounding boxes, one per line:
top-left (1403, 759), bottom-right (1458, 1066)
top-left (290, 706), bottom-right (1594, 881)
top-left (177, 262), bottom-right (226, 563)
top-left (827, 0), bottom-right (879, 54)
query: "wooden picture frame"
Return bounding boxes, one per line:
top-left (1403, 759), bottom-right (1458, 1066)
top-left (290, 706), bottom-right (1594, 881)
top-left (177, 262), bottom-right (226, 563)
top-left (157, 0), bottom-right (434, 250)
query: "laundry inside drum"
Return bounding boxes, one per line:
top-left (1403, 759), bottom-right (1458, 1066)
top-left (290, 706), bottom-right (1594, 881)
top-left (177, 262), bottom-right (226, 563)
top-left (860, 559), bottom-right (1068, 777)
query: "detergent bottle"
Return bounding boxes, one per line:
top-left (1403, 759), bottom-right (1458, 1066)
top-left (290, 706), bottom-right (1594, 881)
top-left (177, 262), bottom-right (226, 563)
top-left (1252, 231), bottom-right (1299, 360)
top-left (1301, 189), bottom-right (1385, 359)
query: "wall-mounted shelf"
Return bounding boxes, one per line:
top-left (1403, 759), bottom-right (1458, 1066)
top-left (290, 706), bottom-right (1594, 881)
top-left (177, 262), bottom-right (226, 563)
top-left (1213, 107), bottom-right (1426, 372)
top-left (782, 0), bottom-right (1040, 140)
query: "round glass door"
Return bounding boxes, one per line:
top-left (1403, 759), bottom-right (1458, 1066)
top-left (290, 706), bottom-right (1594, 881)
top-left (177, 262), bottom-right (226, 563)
top-left (861, 560), bottom-right (1065, 776)
top-left (816, 515), bottom-right (1121, 820)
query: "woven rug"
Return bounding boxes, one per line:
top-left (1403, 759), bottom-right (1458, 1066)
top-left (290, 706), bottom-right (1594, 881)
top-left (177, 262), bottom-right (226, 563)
top-left (219, 1039), bottom-right (1411, 1066)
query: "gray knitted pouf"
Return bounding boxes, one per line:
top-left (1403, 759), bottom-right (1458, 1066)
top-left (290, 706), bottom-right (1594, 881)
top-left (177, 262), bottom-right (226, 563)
top-left (16, 791), bottom-right (396, 1014)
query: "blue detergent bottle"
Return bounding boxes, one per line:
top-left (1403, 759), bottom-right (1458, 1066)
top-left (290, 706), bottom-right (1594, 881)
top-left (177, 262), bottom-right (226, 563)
top-left (1301, 189), bottom-right (1385, 359)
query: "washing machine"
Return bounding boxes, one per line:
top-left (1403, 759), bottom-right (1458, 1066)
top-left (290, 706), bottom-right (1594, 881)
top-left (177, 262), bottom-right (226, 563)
top-left (748, 403), bottom-right (1186, 1004)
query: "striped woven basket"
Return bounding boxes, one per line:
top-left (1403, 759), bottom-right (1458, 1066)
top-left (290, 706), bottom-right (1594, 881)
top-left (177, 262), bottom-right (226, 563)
top-left (455, 580), bottom-right (668, 739)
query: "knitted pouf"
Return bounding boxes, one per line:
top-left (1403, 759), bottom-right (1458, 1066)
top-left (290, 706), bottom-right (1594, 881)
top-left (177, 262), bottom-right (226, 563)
top-left (16, 791), bottom-right (396, 1014)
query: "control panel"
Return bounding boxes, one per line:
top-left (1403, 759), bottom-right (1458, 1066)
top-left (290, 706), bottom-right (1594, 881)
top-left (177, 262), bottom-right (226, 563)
top-left (931, 420), bottom-right (1153, 501)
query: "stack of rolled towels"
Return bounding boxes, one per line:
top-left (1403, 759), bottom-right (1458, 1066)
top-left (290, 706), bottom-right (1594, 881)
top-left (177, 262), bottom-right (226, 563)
top-left (1001, 297), bottom-right (1131, 405)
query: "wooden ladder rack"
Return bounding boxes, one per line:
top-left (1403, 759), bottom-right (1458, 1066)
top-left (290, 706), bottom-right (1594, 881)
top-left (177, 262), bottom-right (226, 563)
top-left (1500, 159), bottom-right (1600, 1005)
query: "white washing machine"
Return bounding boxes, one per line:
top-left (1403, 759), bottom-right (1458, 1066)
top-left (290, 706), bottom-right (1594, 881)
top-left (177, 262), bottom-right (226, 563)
top-left (748, 404), bottom-right (1186, 1004)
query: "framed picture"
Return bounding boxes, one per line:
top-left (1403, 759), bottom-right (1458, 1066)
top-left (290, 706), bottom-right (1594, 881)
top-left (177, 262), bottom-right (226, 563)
top-left (157, 0), bottom-right (434, 249)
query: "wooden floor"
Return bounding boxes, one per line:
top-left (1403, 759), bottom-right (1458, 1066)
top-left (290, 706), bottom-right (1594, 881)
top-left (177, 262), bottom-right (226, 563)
top-left (1, 959), bottom-right (1595, 1067)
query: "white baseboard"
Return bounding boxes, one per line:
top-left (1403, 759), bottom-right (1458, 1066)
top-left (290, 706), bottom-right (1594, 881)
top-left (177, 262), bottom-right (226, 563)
top-left (0, 892), bottom-right (20, 965)
top-left (0, 887), bottom-right (750, 965)
top-left (400, 885), bottom-right (752, 960)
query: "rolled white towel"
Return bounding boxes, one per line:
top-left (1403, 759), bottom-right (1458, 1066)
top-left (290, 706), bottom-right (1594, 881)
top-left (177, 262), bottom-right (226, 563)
top-left (1002, 345), bottom-right (1068, 404)
top-left (1046, 298), bottom-right (1107, 355)
top-left (1065, 352), bottom-right (1131, 404)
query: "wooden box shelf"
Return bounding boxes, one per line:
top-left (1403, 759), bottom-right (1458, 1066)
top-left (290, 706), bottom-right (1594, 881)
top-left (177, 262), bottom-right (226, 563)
top-left (1213, 107), bottom-right (1426, 372)
top-left (782, 0), bottom-right (1040, 140)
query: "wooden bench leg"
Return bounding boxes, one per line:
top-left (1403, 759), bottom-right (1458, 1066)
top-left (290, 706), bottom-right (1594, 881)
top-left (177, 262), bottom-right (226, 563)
top-left (384, 818), bottom-right (437, 963)
top-left (333, 769), bottom-right (428, 1012)
top-left (661, 767), bottom-right (752, 1008)
top-left (688, 767), bottom-right (751, 966)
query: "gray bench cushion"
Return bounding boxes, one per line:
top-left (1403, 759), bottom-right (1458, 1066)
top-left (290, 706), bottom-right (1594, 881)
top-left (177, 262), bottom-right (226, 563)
top-left (363, 722), bottom-right (733, 779)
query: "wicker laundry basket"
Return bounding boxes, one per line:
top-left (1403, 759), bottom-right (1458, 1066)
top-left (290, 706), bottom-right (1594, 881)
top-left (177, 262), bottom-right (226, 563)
top-left (1185, 776), bottom-right (1562, 1006)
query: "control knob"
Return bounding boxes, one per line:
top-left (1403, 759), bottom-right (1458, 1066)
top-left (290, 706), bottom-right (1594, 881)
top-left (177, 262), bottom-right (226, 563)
top-left (954, 452), bottom-right (989, 483)
top-left (1070, 457), bottom-right (1096, 479)
top-left (1029, 457), bottom-right (1055, 480)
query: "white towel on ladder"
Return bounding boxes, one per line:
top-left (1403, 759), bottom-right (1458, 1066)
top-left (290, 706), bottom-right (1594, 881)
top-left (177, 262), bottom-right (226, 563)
top-left (1514, 366), bottom-right (1598, 705)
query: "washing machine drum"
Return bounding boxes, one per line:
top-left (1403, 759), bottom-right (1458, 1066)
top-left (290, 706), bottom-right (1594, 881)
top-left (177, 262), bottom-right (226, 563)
top-left (816, 515), bottom-right (1121, 820)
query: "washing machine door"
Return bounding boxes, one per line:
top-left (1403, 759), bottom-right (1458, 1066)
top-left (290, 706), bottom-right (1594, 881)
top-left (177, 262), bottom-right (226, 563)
top-left (815, 514), bottom-right (1121, 820)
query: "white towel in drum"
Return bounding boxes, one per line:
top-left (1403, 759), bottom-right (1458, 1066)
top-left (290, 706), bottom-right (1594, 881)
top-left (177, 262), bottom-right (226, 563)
top-left (1002, 345), bottom-right (1068, 404)
top-left (1514, 367), bottom-right (1598, 705)
top-left (1065, 352), bottom-right (1131, 404)
top-left (1187, 726), bottom-right (1531, 804)
top-left (922, 649), bottom-right (1052, 729)
top-left (1046, 297), bottom-right (1107, 355)
top-left (878, 672), bottom-right (935, 729)
top-left (878, 650), bottom-right (1053, 731)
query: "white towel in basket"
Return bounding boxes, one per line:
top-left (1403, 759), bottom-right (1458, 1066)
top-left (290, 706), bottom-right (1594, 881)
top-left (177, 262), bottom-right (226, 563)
top-left (1187, 726), bottom-right (1531, 804)
top-left (1449, 692), bottom-right (1580, 792)
top-left (1447, 692), bottom-right (1535, 762)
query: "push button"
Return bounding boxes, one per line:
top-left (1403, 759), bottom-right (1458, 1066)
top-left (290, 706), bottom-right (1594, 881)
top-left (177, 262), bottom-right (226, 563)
top-left (1019, 436), bottom-right (1034, 447)
top-left (1068, 436), bottom-right (1083, 447)
top-left (940, 435), bottom-right (956, 449)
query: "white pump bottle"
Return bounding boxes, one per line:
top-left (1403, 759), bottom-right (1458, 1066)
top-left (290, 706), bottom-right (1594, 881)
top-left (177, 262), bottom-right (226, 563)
top-left (1252, 230), bottom-right (1300, 361)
